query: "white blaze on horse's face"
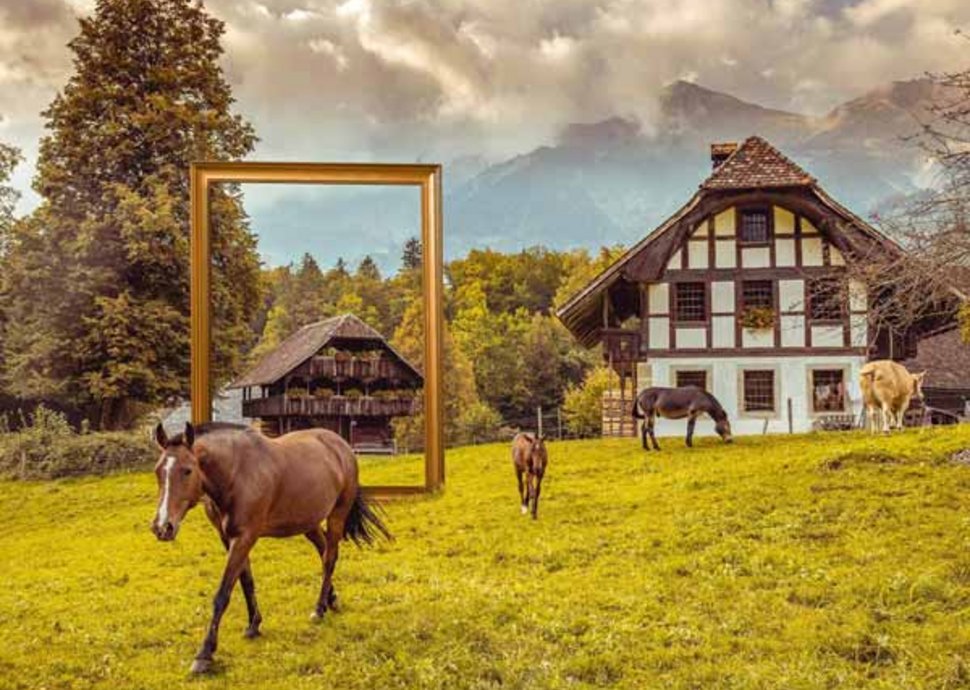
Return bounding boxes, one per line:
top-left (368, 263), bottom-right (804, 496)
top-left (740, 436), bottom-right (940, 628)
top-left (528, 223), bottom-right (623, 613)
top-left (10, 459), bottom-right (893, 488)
top-left (156, 455), bottom-right (176, 526)
top-left (151, 446), bottom-right (203, 542)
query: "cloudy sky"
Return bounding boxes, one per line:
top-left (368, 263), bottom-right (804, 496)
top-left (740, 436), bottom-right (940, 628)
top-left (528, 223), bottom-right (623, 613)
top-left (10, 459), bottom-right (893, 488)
top-left (0, 0), bottom-right (968, 262)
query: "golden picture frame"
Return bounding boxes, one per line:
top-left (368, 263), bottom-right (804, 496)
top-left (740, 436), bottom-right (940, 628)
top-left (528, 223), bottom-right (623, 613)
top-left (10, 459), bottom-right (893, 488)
top-left (189, 162), bottom-right (445, 497)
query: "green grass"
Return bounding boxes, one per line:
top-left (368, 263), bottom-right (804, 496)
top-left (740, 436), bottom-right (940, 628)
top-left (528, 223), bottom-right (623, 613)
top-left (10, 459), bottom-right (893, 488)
top-left (2, 428), bottom-right (970, 689)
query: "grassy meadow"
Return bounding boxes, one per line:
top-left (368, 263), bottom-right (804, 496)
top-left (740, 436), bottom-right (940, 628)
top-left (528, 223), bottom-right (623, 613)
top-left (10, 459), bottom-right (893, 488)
top-left (2, 428), bottom-right (970, 689)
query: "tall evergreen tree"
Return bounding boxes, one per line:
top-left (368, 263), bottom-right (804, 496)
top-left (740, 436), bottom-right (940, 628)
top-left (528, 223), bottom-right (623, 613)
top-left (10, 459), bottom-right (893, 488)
top-left (401, 236), bottom-right (422, 271)
top-left (3, 0), bottom-right (260, 428)
top-left (0, 142), bottom-right (21, 240)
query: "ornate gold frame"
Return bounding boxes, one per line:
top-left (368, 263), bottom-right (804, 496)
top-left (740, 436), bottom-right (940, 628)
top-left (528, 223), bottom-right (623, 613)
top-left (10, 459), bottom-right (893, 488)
top-left (189, 162), bottom-right (444, 497)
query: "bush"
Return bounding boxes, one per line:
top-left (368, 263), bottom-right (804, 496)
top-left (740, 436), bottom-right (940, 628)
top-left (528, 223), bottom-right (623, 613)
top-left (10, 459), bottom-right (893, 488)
top-left (0, 406), bottom-right (155, 480)
top-left (563, 366), bottom-right (613, 437)
top-left (456, 401), bottom-right (504, 445)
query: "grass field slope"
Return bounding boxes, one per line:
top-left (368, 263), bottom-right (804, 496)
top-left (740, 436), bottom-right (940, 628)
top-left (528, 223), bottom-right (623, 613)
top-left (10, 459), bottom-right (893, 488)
top-left (2, 429), bottom-right (970, 689)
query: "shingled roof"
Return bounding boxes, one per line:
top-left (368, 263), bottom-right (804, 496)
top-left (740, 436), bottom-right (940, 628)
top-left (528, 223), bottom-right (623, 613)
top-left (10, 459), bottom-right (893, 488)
top-left (702, 135), bottom-right (815, 190)
top-left (230, 313), bottom-right (422, 388)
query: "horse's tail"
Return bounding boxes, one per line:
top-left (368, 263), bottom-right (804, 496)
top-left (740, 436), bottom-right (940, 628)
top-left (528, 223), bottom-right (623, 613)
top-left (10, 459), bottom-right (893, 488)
top-left (632, 393), bottom-right (644, 419)
top-left (344, 489), bottom-right (393, 547)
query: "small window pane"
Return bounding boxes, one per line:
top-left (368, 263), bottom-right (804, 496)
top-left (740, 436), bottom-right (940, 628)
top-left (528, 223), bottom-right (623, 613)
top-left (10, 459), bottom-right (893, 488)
top-left (742, 280), bottom-right (774, 310)
top-left (812, 369), bottom-right (845, 412)
top-left (676, 370), bottom-right (707, 390)
top-left (740, 210), bottom-right (770, 244)
top-left (743, 370), bottom-right (775, 412)
top-left (675, 282), bottom-right (706, 322)
top-left (809, 278), bottom-right (845, 321)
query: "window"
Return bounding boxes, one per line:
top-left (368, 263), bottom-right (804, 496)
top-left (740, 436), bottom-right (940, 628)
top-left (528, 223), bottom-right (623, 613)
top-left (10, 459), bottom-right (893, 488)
top-left (740, 209), bottom-right (770, 244)
top-left (741, 280), bottom-right (774, 310)
top-left (809, 277), bottom-right (845, 321)
top-left (743, 370), bottom-right (775, 413)
top-left (676, 370), bottom-right (707, 390)
top-left (674, 282), bottom-right (706, 322)
top-left (812, 369), bottom-right (846, 412)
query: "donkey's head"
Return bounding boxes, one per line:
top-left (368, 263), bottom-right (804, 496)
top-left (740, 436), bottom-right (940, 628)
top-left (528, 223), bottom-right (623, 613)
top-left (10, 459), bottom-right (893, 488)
top-left (912, 371), bottom-right (926, 401)
top-left (151, 422), bottom-right (205, 542)
top-left (714, 416), bottom-right (734, 443)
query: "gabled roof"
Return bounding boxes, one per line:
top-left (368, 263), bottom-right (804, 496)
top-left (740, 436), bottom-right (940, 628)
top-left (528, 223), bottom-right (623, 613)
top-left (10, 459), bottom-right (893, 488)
top-left (556, 136), bottom-right (906, 347)
top-left (230, 313), bottom-right (422, 388)
top-left (702, 136), bottom-right (815, 190)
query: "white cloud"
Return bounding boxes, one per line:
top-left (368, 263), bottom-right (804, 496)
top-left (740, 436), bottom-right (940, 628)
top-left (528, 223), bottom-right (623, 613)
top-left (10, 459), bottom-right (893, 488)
top-left (1, 0), bottom-right (969, 213)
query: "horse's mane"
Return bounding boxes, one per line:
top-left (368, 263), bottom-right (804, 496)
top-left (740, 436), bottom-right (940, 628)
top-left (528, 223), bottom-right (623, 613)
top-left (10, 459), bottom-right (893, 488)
top-left (167, 421), bottom-right (252, 447)
top-left (701, 391), bottom-right (727, 420)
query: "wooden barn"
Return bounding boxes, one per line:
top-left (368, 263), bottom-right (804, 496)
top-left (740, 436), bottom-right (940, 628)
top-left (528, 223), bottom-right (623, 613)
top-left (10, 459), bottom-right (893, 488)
top-left (557, 136), bottom-right (960, 437)
top-left (230, 313), bottom-right (423, 453)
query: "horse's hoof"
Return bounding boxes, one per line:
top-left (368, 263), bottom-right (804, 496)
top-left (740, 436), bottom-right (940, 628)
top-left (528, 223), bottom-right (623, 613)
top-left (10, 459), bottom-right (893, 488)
top-left (244, 627), bottom-right (261, 639)
top-left (520, 505), bottom-right (528, 515)
top-left (190, 658), bottom-right (213, 675)
top-left (310, 610), bottom-right (325, 623)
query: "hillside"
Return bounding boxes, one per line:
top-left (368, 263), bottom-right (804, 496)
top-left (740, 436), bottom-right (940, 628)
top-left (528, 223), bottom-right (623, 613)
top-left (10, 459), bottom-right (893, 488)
top-left (2, 429), bottom-right (970, 688)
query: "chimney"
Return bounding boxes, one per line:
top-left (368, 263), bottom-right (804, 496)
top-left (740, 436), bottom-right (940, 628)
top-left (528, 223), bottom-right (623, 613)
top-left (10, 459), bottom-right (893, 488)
top-left (711, 142), bottom-right (738, 169)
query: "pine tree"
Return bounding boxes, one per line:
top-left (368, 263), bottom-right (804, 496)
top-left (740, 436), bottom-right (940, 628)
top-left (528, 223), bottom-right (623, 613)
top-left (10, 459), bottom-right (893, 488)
top-left (401, 236), bottom-right (422, 271)
top-left (3, 0), bottom-right (260, 428)
top-left (0, 143), bottom-right (21, 241)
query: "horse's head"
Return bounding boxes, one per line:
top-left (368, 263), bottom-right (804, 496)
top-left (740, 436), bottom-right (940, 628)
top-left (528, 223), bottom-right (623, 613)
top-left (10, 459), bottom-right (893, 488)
top-left (714, 417), bottom-right (734, 444)
top-left (912, 371), bottom-right (926, 401)
top-left (151, 422), bottom-right (204, 542)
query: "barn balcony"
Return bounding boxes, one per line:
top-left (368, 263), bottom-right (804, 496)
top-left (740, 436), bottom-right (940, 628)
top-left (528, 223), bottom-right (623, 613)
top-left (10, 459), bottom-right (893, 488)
top-left (243, 394), bottom-right (420, 419)
top-left (308, 355), bottom-right (402, 381)
top-left (601, 328), bottom-right (641, 368)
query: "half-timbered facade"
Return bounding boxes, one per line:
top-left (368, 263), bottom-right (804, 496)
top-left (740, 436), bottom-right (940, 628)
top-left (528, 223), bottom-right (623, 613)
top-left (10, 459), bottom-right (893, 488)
top-left (557, 137), bottom-right (943, 437)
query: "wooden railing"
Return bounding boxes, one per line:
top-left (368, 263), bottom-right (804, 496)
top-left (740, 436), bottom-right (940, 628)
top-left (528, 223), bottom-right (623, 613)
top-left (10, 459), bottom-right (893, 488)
top-left (243, 394), bottom-right (420, 419)
top-left (308, 356), bottom-right (400, 381)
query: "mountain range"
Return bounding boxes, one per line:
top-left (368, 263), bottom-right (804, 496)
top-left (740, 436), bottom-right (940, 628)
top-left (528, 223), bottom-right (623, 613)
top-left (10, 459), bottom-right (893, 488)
top-left (247, 78), bottom-right (949, 271)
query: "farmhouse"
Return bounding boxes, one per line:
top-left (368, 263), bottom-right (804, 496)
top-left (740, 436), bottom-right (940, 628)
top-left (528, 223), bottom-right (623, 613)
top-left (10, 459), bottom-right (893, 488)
top-left (557, 137), bottom-right (955, 437)
top-left (230, 313), bottom-right (423, 453)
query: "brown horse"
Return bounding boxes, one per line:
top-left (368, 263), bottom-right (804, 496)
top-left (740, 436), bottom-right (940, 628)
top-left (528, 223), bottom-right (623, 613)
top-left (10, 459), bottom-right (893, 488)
top-left (633, 386), bottom-right (733, 450)
top-left (512, 432), bottom-right (548, 519)
top-left (150, 421), bottom-right (390, 674)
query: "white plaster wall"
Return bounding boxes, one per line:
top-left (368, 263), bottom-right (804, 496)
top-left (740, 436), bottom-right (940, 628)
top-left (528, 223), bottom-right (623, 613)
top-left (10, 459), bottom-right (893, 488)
top-left (676, 327), bottom-right (706, 348)
top-left (780, 315), bottom-right (805, 347)
top-left (641, 355), bottom-right (866, 437)
top-left (715, 241), bottom-right (736, 268)
top-left (711, 281), bottom-right (734, 313)
top-left (849, 280), bottom-right (866, 312)
top-left (648, 283), bottom-right (669, 314)
top-left (693, 221), bottom-right (708, 237)
top-left (742, 328), bottom-right (773, 348)
top-left (802, 219), bottom-right (819, 234)
top-left (649, 317), bottom-right (670, 349)
top-left (712, 316), bottom-right (735, 348)
top-left (715, 209), bottom-right (735, 236)
top-left (776, 238), bottom-right (796, 266)
top-left (779, 280), bottom-right (804, 312)
top-left (741, 246), bottom-right (771, 268)
top-left (688, 241), bottom-right (708, 269)
top-left (831, 247), bottom-right (845, 266)
top-left (774, 206), bottom-right (795, 234)
top-left (802, 237), bottom-right (824, 266)
top-left (811, 325), bottom-right (843, 347)
top-left (850, 315), bottom-right (868, 347)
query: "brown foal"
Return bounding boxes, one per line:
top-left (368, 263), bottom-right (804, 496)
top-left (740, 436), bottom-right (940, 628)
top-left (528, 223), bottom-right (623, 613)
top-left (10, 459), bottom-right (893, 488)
top-left (511, 432), bottom-right (548, 519)
top-left (150, 421), bottom-right (390, 674)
